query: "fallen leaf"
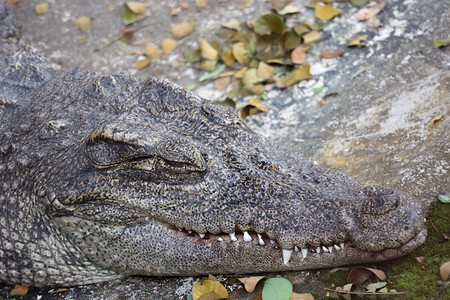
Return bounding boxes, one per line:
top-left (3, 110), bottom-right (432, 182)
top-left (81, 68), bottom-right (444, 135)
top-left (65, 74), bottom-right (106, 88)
top-left (232, 42), bottom-right (250, 66)
top-left (200, 59), bottom-right (217, 72)
top-left (437, 192), bottom-right (450, 203)
top-left (35, 3), bottom-right (49, 15)
top-left (279, 5), bottom-right (301, 15)
top-left (429, 115), bottom-right (443, 127)
top-left (238, 276), bottom-right (265, 293)
top-left (291, 46), bottom-right (306, 64)
top-left (115, 41), bottom-right (135, 54)
top-left (125, 2), bottom-right (147, 14)
top-left (121, 4), bottom-right (139, 25)
top-left (342, 283), bottom-right (353, 291)
top-left (366, 282), bottom-right (387, 289)
top-left (235, 67), bottom-right (248, 79)
top-left (348, 35), bottom-right (367, 46)
top-left (184, 46), bottom-right (202, 63)
top-left (10, 285), bottom-right (28, 296)
top-left (441, 262), bottom-right (450, 281)
top-left (243, 68), bottom-right (265, 86)
top-left (179, 2), bottom-right (189, 9)
top-left (136, 58), bottom-right (152, 70)
top-left (142, 46), bottom-right (160, 58)
top-left (253, 13), bottom-right (285, 36)
top-left (172, 22), bottom-right (194, 39)
top-left (350, 0), bottom-right (369, 7)
top-left (347, 267), bottom-right (386, 284)
top-left (272, 0), bottom-right (293, 11)
top-left (222, 19), bottom-right (240, 30)
top-left (290, 292), bottom-right (314, 300)
top-left (415, 256), bottom-right (425, 263)
top-left (302, 31), bottom-right (322, 44)
top-left (215, 77), bottom-right (231, 90)
top-left (434, 39), bottom-right (450, 48)
top-left (281, 31), bottom-right (301, 50)
top-left (315, 3), bottom-right (340, 21)
top-left (330, 267), bottom-right (349, 273)
top-left (199, 64), bottom-right (226, 82)
top-left (257, 62), bottom-right (274, 79)
top-left (261, 277), bottom-right (293, 300)
top-left (161, 39), bottom-right (177, 54)
top-left (199, 38), bottom-right (218, 61)
top-left (354, 1), bottom-right (386, 21)
top-left (192, 279), bottom-right (228, 300)
top-left (75, 16), bottom-right (91, 32)
top-left (293, 24), bottom-right (310, 36)
top-left (195, 0), bottom-right (208, 8)
top-left (351, 67), bottom-right (366, 79)
top-left (321, 49), bottom-right (344, 58)
top-left (221, 47), bottom-right (235, 66)
top-left (276, 64), bottom-right (311, 88)
top-left (7, 0), bottom-right (22, 4)
top-left (49, 288), bottom-right (69, 294)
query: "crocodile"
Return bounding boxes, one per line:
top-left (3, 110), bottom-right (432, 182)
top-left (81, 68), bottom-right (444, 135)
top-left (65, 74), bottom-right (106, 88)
top-left (0, 1), bottom-right (426, 287)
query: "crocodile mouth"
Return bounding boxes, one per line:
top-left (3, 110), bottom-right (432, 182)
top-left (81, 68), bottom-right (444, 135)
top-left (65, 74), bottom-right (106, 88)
top-left (170, 226), bottom-right (428, 266)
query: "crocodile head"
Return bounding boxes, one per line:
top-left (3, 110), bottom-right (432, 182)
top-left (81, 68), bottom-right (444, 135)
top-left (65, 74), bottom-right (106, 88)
top-left (9, 72), bottom-right (422, 283)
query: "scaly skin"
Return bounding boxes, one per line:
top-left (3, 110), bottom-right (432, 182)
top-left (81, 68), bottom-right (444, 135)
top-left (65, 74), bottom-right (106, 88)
top-left (0, 1), bottom-right (426, 287)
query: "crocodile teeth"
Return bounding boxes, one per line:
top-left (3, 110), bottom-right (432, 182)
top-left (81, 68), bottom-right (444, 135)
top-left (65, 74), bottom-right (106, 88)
top-left (257, 233), bottom-right (265, 245)
top-left (301, 248), bottom-right (308, 259)
top-left (188, 230), bottom-right (192, 234)
top-left (316, 247), bottom-right (321, 253)
top-left (243, 231), bottom-right (252, 242)
top-left (322, 246), bottom-right (329, 253)
top-left (217, 237), bottom-right (224, 242)
top-left (270, 240), bottom-right (275, 244)
top-left (328, 246), bottom-right (333, 253)
top-left (199, 233), bottom-right (205, 239)
top-left (229, 232), bottom-right (237, 242)
top-left (294, 246), bottom-right (299, 252)
top-left (334, 244), bottom-right (341, 251)
top-left (340, 242), bottom-right (345, 249)
top-left (282, 249), bottom-right (293, 265)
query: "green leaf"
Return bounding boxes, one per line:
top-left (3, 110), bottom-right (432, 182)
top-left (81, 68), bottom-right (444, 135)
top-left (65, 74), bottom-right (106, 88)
top-left (366, 282), bottom-right (387, 290)
top-left (437, 192), bottom-right (450, 203)
top-left (253, 14), bottom-right (285, 36)
top-left (199, 64), bottom-right (226, 82)
top-left (121, 4), bottom-right (139, 26)
top-left (313, 87), bottom-right (324, 94)
top-left (262, 278), bottom-right (293, 300)
top-left (350, 0), bottom-right (370, 7)
top-left (434, 39), bottom-right (450, 48)
top-left (281, 31), bottom-right (301, 50)
top-left (276, 65), bottom-right (311, 88)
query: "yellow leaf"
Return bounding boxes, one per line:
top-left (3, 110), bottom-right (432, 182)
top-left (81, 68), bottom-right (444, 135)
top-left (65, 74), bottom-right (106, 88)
top-left (35, 3), bottom-right (49, 15)
top-left (279, 5), bottom-right (301, 15)
top-left (243, 68), bottom-right (265, 86)
top-left (10, 285), bottom-right (29, 296)
top-left (315, 3), bottom-right (340, 21)
top-left (75, 16), bottom-right (90, 32)
top-left (136, 58), bottom-right (152, 70)
top-left (234, 67), bottom-right (248, 79)
top-left (440, 261), bottom-right (450, 281)
top-left (348, 35), bottom-right (367, 46)
top-left (302, 31), bottom-right (322, 44)
top-left (232, 42), bottom-right (250, 66)
top-left (125, 2), bottom-right (147, 14)
top-left (192, 279), bottom-right (228, 300)
top-left (257, 61), bottom-right (274, 79)
top-left (199, 38), bottom-right (218, 61)
top-left (238, 276), bottom-right (265, 293)
top-left (221, 47), bottom-right (235, 66)
top-left (430, 115), bottom-right (443, 127)
top-left (161, 39), bottom-right (177, 54)
top-left (172, 22), bottom-right (194, 39)
top-left (222, 19), bottom-right (240, 30)
top-left (276, 64), bottom-right (311, 88)
top-left (195, 0), bottom-right (209, 8)
top-left (241, 97), bottom-right (269, 119)
top-left (142, 46), bottom-right (160, 59)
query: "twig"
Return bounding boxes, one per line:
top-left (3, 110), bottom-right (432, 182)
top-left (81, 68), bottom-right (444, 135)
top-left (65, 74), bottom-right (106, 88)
top-left (324, 288), bottom-right (407, 296)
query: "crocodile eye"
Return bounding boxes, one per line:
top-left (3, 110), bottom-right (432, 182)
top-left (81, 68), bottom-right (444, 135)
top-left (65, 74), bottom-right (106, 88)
top-left (362, 186), bottom-right (398, 215)
top-left (85, 127), bottom-right (207, 174)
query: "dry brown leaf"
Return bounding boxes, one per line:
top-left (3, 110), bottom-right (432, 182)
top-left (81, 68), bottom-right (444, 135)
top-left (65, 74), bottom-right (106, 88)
top-left (49, 288), bottom-right (69, 294)
top-left (235, 67), bottom-right (248, 79)
top-left (161, 39), bottom-right (177, 54)
top-left (136, 58), bottom-right (152, 70)
top-left (321, 49), bottom-right (344, 58)
top-left (354, 1), bottom-right (386, 21)
top-left (195, 0), bottom-right (208, 8)
top-left (179, 2), bottom-right (189, 9)
top-left (75, 16), bottom-right (90, 32)
top-left (8, 0), bottom-right (22, 4)
top-left (257, 62), bottom-right (274, 79)
top-left (172, 22), bottom-right (194, 39)
top-left (302, 31), bottom-right (322, 44)
top-left (330, 267), bottom-right (349, 273)
top-left (215, 77), bottom-right (231, 91)
top-left (440, 262), bottom-right (450, 281)
top-left (125, 2), bottom-right (147, 14)
top-left (238, 276), bottom-right (265, 293)
top-left (290, 292), bottom-right (314, 300)
top-left (243, 68), bottom-right (264, 86)
top-left (291, 45), bottom-right (306, 64)
top-left (272, 0), bottom-right (292, 11)
top-left (347, 267), bottom-right (386, 284)
top-left (241, 98), bottom-right (269, 119)
top-left (221, 47), bottom-right (235, 66)
top-left (199, 38), bottom-right (218, 61)
top-left (10, 285), bottom-right (29, 296)
top-left (142, 46), bottom-right (160, 58)
top-left (35, 3), bottom-right (49, 15)
top-left (348, 35), bottom-right (367, 46)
